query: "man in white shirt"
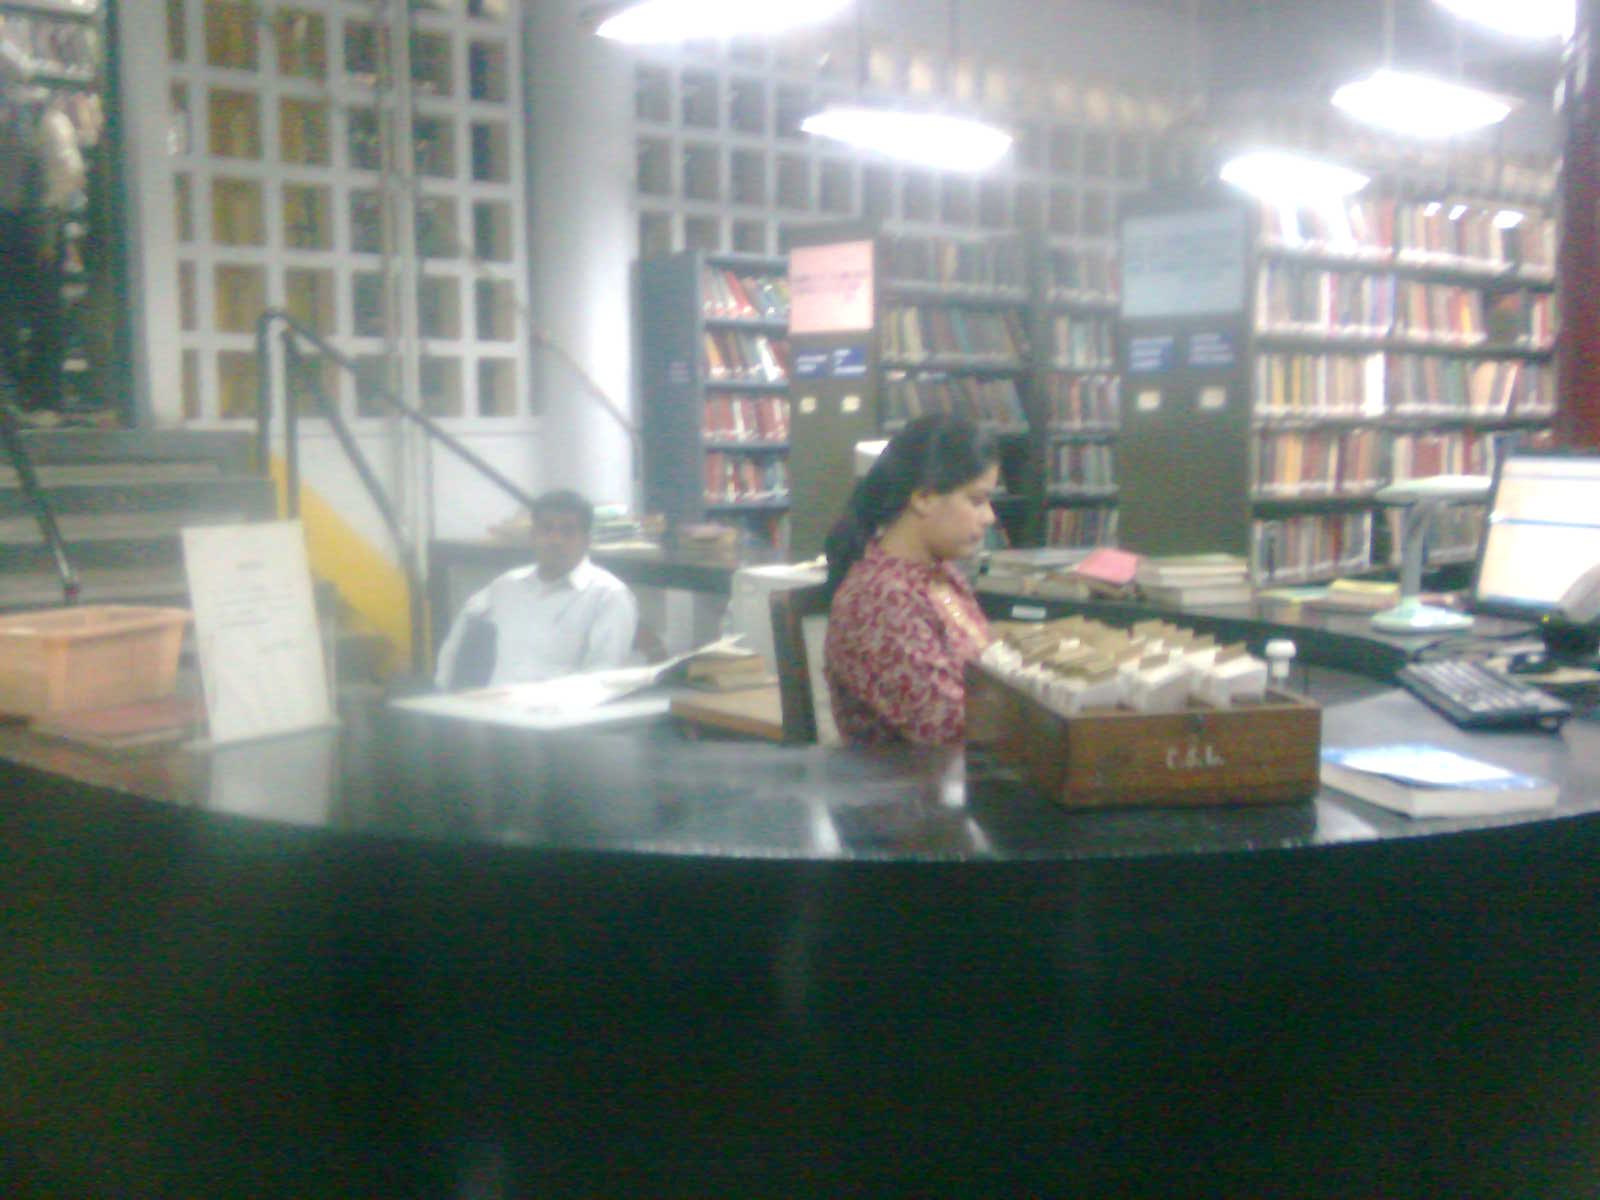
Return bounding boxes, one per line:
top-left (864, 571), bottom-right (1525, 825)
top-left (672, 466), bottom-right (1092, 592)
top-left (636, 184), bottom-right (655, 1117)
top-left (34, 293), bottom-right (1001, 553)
top-left (434, 490), bottom-right (638, 689)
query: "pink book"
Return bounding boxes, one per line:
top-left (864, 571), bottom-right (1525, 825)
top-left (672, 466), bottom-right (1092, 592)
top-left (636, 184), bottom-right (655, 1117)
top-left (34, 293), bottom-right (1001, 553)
top-left (1071, 547), bottom-right (1142, 588)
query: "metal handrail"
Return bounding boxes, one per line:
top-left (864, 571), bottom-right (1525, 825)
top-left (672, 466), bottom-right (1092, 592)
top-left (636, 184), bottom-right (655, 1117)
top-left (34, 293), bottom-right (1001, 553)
top-left (0, 374), bottom-right (79, 607)
top-left (255, 308), bottom-right (543, 670)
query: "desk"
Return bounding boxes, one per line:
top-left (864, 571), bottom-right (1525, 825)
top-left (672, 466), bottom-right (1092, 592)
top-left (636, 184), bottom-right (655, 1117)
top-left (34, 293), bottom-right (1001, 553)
top-left (2, 630), bottom-right (1599, 1195)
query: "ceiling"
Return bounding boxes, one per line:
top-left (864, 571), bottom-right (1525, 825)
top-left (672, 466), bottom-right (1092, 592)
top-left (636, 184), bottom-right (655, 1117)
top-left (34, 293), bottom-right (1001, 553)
top-left (1178, 0), bottom-right (1570, 158)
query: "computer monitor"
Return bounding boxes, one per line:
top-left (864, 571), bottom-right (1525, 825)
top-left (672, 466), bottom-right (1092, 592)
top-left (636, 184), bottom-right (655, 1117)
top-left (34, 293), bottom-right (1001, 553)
top-left (1472, 452), bottom-right (1600, 617)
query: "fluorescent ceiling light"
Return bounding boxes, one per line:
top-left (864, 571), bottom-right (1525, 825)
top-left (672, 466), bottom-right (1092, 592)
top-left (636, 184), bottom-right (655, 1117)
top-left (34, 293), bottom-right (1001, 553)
top-left (591, 0), bottom-right (850, 44)
top-left (1331, 69), bottom-right (1513, 138)
top-left (1219, 150), bottom-right (1370, 204)
top-left (1449, 204), bottom-right (1469, 220)
top-left (1493, 209), bottom-right (1526, 228)
top-left (1432, 0), bottom-right (1574, 41)
top-left (801, 106), bottom-right (1014, 173)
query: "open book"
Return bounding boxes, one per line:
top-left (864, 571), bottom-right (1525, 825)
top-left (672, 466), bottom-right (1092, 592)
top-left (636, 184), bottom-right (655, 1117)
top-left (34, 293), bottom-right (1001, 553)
top-left (1320, 744), bottom-right (1557, 818)
top-left (391, 637), bottom-right (752, 730)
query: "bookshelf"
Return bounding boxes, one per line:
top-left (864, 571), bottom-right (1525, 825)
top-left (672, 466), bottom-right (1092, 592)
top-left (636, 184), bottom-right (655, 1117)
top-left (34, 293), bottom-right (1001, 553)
top-left (626, 40), bottom-right (1178, 554)
top-left (1117, 188), bottom-right (1558, 586)
top-left (638, 249), bottom-right (792, 550)
top-left (0, 0), bottom-right (120, 418)
top-left (1035, 239), bottom-right (1121, 548)
top-left (777, 225), bottom-right (1120, 555)
top-left (876, 227), bottom-right (1037, 545)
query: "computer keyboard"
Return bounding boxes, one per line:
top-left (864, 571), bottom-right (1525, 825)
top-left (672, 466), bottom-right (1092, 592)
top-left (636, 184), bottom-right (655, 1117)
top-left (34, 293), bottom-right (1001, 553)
top-left (1397, 659), bottom-right (1573, 731)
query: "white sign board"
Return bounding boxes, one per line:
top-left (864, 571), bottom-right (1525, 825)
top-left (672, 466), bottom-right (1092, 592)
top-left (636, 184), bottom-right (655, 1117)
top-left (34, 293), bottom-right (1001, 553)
top-left (182, 521), bottom-right (333, 745)
top-left (1121, 208), bottom-right (1246, 319)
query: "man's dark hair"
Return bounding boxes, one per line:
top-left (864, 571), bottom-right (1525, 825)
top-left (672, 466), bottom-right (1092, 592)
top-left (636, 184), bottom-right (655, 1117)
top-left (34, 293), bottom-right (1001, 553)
top-left (530, 489), bottom-right (594, 536)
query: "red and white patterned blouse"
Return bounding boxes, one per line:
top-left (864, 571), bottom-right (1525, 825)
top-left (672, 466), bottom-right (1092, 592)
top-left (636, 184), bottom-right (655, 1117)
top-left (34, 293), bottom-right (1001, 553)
top-left (824, 540), bottom-right (993, 746)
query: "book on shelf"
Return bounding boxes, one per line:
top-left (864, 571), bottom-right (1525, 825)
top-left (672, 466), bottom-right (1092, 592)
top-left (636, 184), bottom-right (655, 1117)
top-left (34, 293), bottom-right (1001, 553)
top-left (703, 330), bottom-right (789, 383)
top-left (703, 394), bottom-right (789, 442)
top-left (1047, 314), bottom-right (1115, 367)
top-left (1046, 506), bottom-right (1119, 549)
top-left (880, 306), bottom-right (1027, 362)
top-left (1254, 352), bottom-right (1385, 419)
top-left (1252, 429), bottom-right (1382, 496)
top-left (1049, 442), bottom-right (1115, 491)
top-left (885, 375), bottom-right (1026, 428)
top-left (881, 233), bottom-right (1025, 292)
top-left (1255, 264), bottom-right (1394, 334)
top-left (1253, 511), bottom-right (1373, 583)
top-left (703, 453), bottom-right (789, 504)
top-left (1046, 246), bottom-right (1118, 300)
top-left (1045, 374), bottom-right (1121, 427)
top-left (701, 264), bottom-right (789, 322)
top-left (1320, 743), bottom-right (1558, 818)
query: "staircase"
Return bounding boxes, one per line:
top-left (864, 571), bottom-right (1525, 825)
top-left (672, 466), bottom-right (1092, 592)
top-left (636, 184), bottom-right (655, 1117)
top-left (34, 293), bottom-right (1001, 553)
top-left (0, 430), bottom-right (274, 612)
top-left (1, 427), bottom-right (395, 688)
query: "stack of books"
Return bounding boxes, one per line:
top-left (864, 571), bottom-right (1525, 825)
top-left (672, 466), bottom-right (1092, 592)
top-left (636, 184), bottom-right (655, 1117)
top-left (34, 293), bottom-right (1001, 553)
top-left (1135, 554), bottom-right (1253, 609)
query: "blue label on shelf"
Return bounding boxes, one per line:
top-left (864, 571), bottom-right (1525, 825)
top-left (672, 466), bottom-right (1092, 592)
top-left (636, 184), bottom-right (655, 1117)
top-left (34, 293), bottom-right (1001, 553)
top-left (831, 346), bottom-right (868, 377)
top-left (1186, 331), bottom-right (1236, 368)
top-left (1127, 334), bottom-right (1176, 374)
top-left (794, 350), bottom-right (831, 379)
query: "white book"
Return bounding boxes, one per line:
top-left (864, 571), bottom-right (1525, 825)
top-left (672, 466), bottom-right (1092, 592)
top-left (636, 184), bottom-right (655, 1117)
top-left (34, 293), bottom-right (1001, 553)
top-left (1321, 744), bottom-right (1558, 818)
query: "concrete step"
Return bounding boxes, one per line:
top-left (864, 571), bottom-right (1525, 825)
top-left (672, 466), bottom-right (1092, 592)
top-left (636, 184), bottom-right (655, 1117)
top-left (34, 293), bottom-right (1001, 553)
top-left (11, 429), bottom-right (257, 472)
top-left (0, 473), bottom-right (275, 511)
top-left (0, 564), bottom-right (190, 612)
top-left (0, 509), bottom-right (267, 546)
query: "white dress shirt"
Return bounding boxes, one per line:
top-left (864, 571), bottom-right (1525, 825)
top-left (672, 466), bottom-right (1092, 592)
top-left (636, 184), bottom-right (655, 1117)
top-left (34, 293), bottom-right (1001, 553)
top-left (434, 557), bottom-right (638, 689)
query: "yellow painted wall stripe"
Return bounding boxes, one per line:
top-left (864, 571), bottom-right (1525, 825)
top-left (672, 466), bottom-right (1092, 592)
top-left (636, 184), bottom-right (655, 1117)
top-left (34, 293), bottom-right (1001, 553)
top-left (269, 457), bottom-right (413, 672)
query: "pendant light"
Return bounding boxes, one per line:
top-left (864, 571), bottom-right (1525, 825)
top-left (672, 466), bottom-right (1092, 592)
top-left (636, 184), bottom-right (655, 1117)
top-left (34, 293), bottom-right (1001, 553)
top-left (1219, 149), bottom-right (1371, 204)
top-left (1331, 0), bottom-right (1515, 138)
top-left (800, 0), bottom-right (1013, 173)
top-left (1432, 0), bottom-right (1574, 42)
top-left (586, 0), bottom-right (851, 45)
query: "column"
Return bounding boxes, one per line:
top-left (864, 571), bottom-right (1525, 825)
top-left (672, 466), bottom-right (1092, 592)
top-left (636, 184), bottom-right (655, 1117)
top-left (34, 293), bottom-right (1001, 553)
top-left (523, 1), bottom-right (639, 509)
top-left (1558, 0), bottom-right (1600, 448)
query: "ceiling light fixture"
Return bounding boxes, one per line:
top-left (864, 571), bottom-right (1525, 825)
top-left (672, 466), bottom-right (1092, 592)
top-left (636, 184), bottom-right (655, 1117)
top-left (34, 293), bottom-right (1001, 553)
top-left (801, 105), bottom-right (1013, 172)
top-left (1331, 68), bottom-right (1513, 138)
top-left (1431, 0), bottom-right (1574, 41)
top-left (1219, 150), bottom-right (1371, 204)
top-left (800, 0), bottom-right (1013, 173)
top-left (1493, 209), bottom-right (1525, 228)
top-left (587, 0), bottom-right (850, 44)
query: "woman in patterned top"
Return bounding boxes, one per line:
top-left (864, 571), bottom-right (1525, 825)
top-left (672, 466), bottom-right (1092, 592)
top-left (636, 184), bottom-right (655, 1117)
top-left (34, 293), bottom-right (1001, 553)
top-left (822, 415), bottom-right (1000, 746)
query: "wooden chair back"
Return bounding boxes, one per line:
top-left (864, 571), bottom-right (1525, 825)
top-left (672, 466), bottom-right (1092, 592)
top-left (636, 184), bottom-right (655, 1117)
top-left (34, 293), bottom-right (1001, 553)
top-left (768, 583), bottom-right (831, 744)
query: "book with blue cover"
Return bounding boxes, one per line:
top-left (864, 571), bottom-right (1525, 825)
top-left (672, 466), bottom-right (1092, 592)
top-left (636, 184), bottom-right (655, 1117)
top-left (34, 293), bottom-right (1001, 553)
top-left (1320, 743), bottom-right (1558, 817)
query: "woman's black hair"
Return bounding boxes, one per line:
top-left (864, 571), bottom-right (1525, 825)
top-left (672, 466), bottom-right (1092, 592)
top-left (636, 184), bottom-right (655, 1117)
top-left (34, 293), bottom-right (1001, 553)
top-left (823, 413), bottom-right (998, 597)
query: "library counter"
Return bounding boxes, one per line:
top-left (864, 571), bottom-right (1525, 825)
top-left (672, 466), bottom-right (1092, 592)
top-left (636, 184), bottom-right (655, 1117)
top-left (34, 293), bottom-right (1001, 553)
top-left (3, 685), bottom-right (1599, 1195)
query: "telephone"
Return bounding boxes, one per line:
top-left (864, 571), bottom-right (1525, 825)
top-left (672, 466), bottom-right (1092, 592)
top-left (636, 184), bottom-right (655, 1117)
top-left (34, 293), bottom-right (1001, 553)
top-left (1540, 563), bottom-right (1600, 663)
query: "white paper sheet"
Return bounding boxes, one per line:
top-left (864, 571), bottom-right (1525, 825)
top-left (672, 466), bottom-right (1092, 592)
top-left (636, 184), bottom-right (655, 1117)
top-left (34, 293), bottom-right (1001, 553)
top-left (182, 521), bottom-right (334, 745)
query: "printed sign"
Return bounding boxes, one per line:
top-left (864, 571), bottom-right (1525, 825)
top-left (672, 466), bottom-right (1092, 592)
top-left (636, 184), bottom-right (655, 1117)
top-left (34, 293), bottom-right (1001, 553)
top-left (1128, 334), bottom-right (1177, 374)
top-left (831, 346), bottom-right (868, 377)
top-left (1122, 207), bottom-right (1247, 319)
top-left (1187, 331), bottom-right (1237, 368)
top-left (182, 521), bottom-right (333, 746)
top-left (794, 350), bottom-right (831, 379)
top-left (789, 240), bottom-right (875, 334)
